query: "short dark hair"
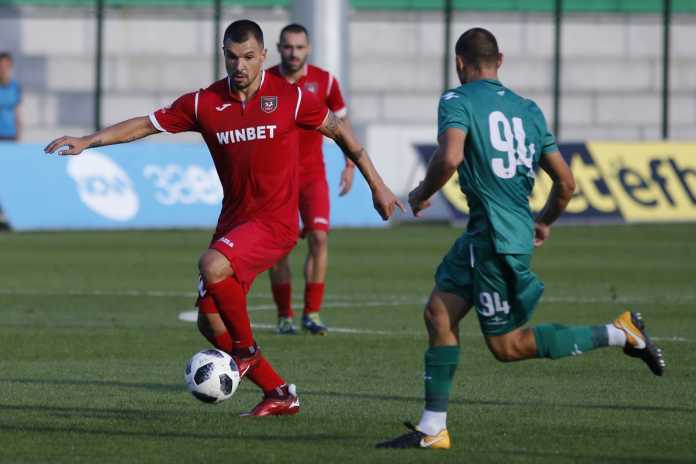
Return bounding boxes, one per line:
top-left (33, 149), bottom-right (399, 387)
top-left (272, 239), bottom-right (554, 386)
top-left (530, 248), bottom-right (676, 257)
top-left (279, 23), bottom-right (310, 42)
top-left (0, 51), bottom-right (12, 62)
top-left (454, 28), bottom-right (499, 70)
top-left (223, 20), bottom-right (264, 47)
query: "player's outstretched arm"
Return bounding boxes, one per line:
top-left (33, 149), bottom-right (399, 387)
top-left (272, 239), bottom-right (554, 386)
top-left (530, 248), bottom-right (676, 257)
top-left (534, 151), bottom-right (576, 246)
top-left (317, 112), bottom-right (404, 220)
top-left (336, 115), bottom-right (356, 196)
top-left (44, 116), bottom-right (158, 156)
top-left (408, 128), bottom-right (466, 217)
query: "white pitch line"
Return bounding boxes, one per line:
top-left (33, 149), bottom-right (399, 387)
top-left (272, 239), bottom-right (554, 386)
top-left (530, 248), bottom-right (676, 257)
top-left (250, 323), bottom-right (391, 335)
top-left (0, 288), bottom-right (195, 298)
top-left (2, 288), bottom-right (696, 305)
top-left (652, 336), bottom-right (690, 342)
top-left (177, 311), bottom-right (391, 335)
top-left (176, 311), bottom-right (691, 343)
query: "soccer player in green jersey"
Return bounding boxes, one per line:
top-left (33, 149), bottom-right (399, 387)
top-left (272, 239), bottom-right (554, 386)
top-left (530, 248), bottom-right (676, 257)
top-left (376, 28), bottom-right (666, 450)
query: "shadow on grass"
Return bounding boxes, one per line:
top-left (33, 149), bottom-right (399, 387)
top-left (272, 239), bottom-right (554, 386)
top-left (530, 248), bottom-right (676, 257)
top-left (301, 390), bottom-right (696, 414)
top-left (0, 423), bottom-right (357, 443)
top-left (0, 427), bottom-right (692, 463)
top-left (2, 377), bottom-right (692, 414)
top-left (0, 403), bottom-right (173, 420)
top-left (0, 377), bottom-right (181, 393)
top-left (467, 449), bottom-right (696, 464)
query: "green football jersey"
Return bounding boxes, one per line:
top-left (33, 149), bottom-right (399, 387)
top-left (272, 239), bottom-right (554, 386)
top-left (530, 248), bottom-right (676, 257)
top-left (437, 78), bottom-right (559, 254)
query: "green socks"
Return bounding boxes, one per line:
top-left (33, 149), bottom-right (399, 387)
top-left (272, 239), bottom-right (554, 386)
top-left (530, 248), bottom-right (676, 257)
top-left (533, 323), bottom-right (609, 359)
top-left (422, 326), bottom-right (608, 410)
top-left (424, 346), bottom-right (460, 412)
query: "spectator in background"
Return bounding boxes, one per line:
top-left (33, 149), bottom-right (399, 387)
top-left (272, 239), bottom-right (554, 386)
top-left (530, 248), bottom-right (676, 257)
top-left (0, 52), bottom-right (21, 141)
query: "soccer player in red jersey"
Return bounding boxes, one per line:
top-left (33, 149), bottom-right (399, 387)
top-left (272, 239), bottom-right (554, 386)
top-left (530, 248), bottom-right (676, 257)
top-left (266, 23), bottom-right (355, 336)
top-left (44, 19), bottom-right (403, 416)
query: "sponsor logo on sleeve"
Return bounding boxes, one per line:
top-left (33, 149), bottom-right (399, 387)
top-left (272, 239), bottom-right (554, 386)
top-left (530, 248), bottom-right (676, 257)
top-left (217, 237), bottom-right (235, 248)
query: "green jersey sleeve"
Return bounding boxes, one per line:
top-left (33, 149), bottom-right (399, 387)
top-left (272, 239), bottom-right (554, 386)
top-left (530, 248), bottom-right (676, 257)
top-left (437, 91), bottom-right (470, 136)
top-left (528, 102), bottom-right (558, 155)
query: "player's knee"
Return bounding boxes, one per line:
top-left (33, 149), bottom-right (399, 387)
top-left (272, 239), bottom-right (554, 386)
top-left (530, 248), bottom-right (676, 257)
top-left (198, 250), bottom-right (232, 284)
top-left (424, 302), bottom-right (449, 334)
top-left (271, 255), bottom-right (290, 274)
top-left (307, 230), bottom-right (328, 253)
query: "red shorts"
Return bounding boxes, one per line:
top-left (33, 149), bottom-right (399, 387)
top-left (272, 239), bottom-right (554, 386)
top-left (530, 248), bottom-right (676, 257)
top-left (209, 220), bottom-right (296, 293)
top-left (299, 175), bottom-right (330, 236)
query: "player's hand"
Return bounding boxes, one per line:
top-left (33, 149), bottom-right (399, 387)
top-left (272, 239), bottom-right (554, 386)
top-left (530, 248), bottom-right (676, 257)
top-left (44, 135), bottom-right (91, 156)
top-left (372, 183), bottom-right (405, 220)
top-left (534, 222), bottom-right (550, 247)
top-left (408, 182), bottom-right (432, 217)
top-left (338, 164), bottom-right (355, 196)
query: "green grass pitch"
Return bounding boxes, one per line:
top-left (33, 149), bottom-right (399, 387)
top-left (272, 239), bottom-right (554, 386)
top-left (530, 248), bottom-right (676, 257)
top-left (0, 224), bottom-right (695, 463)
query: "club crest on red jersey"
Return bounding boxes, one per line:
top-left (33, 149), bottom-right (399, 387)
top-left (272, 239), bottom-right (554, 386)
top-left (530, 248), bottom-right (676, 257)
top-left (305, 82), bottom-right (318, 94)
top-left (261, 96), bottom-right (278, 113)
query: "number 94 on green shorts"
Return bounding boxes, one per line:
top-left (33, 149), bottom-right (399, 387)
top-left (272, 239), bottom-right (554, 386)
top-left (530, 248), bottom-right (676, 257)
top-left (434, 235), bottom-right (544, 336)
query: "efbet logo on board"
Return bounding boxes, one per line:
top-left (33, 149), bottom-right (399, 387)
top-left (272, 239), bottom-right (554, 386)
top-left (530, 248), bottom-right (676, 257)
top-left (586, 143), bottom-right (696, 222)
top-left (261, 96), bottom-right (278, 113)
top-left (420, 142), bottom-right (696, 223)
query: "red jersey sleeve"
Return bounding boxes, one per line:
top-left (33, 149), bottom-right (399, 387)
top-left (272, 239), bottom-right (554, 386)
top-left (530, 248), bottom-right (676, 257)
top-left (149, 91), bottom-right (199, 134)
top-left (294, 87), bottom-right (329, 130)
top-left (326, 74), bottom-right (347, 118)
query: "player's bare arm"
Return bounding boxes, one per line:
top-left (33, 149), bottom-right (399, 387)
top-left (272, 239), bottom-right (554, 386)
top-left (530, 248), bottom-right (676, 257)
top-left (409, 128), bottom-right (466, 217)
top-left (44, 116), bottom-right (158, 156)
top-left (534, 151), bottom-right (576, 246)
top-left (337, 115), bottom-right (356, 196)
top-left (318, 111), bottom-right (404, 220)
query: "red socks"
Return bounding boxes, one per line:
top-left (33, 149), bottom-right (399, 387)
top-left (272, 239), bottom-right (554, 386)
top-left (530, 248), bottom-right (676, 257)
top-left (273, 282), bottom-right (326, 316)
top-left (200, 279), bottom-right (286, 394)
top-left (213, 333), bottom-right (234, 353)
top-left (304, 282), bottom-right (325, 315)
top-left (247, 354), bottom-right (285, 394)
top-left (196, 295), bottom-right (234, 353)
top-left (271, 283), bottom-right (293, 318)
top-left (205, 277), bottom-right (254, 349)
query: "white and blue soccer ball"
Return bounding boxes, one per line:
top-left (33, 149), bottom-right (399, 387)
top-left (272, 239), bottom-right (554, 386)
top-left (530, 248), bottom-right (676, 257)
top-left (185, 349), bottom-right (240, 404)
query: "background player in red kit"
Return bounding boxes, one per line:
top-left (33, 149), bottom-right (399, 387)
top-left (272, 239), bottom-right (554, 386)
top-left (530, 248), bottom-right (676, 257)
top-left (44, 20), bottom-right (403, 416)
top-left (267, 23), bottom-right (355, 335)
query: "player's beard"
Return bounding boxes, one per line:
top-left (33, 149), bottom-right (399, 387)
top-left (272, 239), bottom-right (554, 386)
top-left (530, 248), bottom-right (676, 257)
top-left (230, 72), bottom-right (254, 90)
top-left (283, 56), bottom-right (305, 73)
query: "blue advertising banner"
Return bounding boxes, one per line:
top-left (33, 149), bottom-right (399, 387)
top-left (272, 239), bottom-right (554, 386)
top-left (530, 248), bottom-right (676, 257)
top-left (0, 142), bottom-right (383, 231)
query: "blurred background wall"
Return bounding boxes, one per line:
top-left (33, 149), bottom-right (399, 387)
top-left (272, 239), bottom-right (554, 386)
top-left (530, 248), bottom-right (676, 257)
top-left (0, 0), bottom-right (694, 144)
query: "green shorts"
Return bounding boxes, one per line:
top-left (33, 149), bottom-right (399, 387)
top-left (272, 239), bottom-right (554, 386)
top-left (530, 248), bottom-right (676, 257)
top-left (434, 234), bottom-right (544, 336)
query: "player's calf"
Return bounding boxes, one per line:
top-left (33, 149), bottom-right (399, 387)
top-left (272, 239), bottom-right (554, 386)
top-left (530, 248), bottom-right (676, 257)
top-left (530, 311), bottom-right (666, 375)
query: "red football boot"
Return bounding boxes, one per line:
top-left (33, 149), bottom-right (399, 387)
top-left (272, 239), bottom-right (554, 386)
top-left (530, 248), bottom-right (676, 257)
top-left (231, 346), bottom-right (261, 379)
top-left (241, 384), bottom-right (300, 417)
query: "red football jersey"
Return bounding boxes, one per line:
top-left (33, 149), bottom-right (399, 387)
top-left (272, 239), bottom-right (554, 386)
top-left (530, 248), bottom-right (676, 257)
top-left (267, 64), bottom-right (347, 179)
top-left (149, 71), bottom-right (329, 240)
